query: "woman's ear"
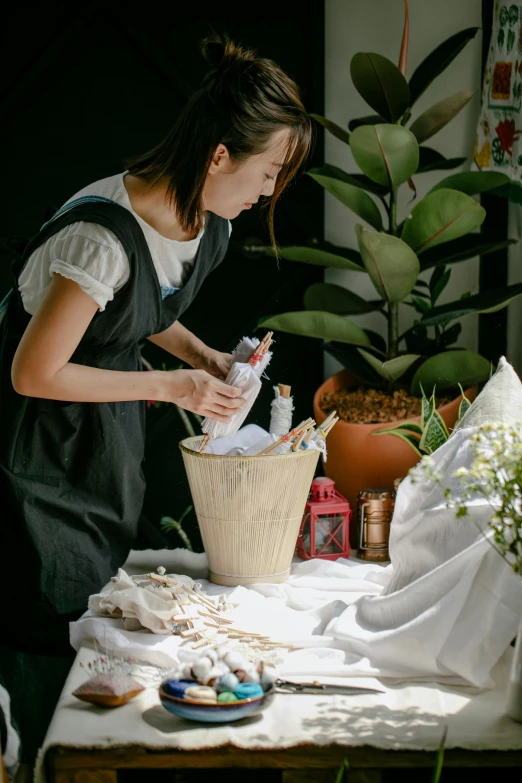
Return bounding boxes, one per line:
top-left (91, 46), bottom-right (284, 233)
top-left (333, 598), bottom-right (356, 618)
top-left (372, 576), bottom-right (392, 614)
top-left (208, 143), bottom-right (231, 175)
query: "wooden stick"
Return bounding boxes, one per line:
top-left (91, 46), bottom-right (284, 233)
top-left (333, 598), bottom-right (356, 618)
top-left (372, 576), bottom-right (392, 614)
top-left (180, 627), bottom-right (201, 638)
top-left (278, 384), bottom-right (291, 398)
top-left (322, 416), bottom-right (339, 437)
top-left (291, 431), bottom-right (306, 452)
top-left (147, 573), bottom-right (179, 586)
top-left (199, 433), bottom-right (210, 453)
top-left (258, 417), bottom-right (315, 456)
top-left (191, 637), bottom-right (214, 650)
top-left (319, 410), bottom-right (337, 431)
top-left (249, 332), bottom-right (273, 366)
top-left (303, 427), bottom-right (314, 446)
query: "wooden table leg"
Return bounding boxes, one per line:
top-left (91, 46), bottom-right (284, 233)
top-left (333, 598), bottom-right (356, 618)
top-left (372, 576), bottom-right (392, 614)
top-left (55, 772), bottom-right (117, 783)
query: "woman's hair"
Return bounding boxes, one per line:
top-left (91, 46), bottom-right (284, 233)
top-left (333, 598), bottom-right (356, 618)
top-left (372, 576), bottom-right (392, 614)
top-left (127, 33), bottom-right (313, 251)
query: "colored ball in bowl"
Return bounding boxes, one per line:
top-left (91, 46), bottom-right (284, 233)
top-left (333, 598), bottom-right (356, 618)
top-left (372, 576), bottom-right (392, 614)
top-left (159, 679), bottom-right (275, 723)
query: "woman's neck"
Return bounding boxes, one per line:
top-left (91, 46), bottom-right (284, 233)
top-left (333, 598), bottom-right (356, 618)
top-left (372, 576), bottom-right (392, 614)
top-left (123, 174), bottom-right (200, 241)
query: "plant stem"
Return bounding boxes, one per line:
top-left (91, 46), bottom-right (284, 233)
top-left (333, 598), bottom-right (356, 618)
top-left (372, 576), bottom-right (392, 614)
top-left (388, 302), bottom-right (399, 359)
top-left (388, 187), bottom-right (399, 360)
top-left (389, 187), bottom-right (399, 236)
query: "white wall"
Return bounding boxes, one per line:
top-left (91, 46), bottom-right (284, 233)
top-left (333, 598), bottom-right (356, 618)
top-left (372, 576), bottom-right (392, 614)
top-left (323, 0), bottom-right (496, 379)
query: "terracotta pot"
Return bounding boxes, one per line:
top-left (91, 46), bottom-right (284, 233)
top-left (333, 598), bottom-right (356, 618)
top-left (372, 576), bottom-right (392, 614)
top-left (313, 370), bottom-right (477, 547)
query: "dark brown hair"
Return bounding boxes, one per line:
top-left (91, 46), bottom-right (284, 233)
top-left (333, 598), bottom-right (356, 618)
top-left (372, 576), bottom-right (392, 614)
top-left (127, 33), bottom-right (312, 252)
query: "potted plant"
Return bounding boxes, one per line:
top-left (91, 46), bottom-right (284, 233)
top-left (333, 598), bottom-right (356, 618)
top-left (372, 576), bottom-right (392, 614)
top-left (258, 0), bottom-right (520, 514)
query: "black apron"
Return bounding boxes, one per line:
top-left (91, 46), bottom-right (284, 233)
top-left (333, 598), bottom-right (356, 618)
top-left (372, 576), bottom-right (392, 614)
top-left (0, 197), bottom-right (229, 649)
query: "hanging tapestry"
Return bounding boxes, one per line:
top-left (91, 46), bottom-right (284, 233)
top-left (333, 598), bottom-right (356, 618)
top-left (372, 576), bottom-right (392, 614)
top-left (475, 2), bottom-right (522, 179)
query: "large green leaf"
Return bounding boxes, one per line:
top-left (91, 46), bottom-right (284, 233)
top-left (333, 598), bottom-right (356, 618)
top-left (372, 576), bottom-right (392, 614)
top-left (419, 235), bottom-right (517, 270)
top-left (308, 171), bottom-right (383, 230)
top-left (410, 350), bottom-right (491, 395)
top-left (271, 243), bottom-right (364, 272)
top-left (489, 180), bottom-right (522, 205)
top-left (356, 225), bottom-right (420, 303)
top-left (350, 52), bottom-right (411, 122)
top-left (417, 147), bottom-right (467, 173)
top-left (401, 189), bottom-right (485, 254)
top-left (419, 282), bottom-right (522, 327)
top-left (258, 311), bottom-right (372, 346)
top-left (304, 283), bottom-right (383, 315)
top-left (430, 171), bottom-right (510, 196)
top-left (350, 124), bottom-right (419, 188)
top-left (348, 114), bottom-right (385, 132)
top-left (325, 342), bottom-right (385, 387)
top-left (308, 164), bottom-right (389, 197)
top-left (309, 114), bottom-right (350, 145)
top-left (409, 91), bottom-right (475, 144)
top-left (408, 27), bottom-right (479, 104)
top-left (358, 349), bottom-right (421, 381)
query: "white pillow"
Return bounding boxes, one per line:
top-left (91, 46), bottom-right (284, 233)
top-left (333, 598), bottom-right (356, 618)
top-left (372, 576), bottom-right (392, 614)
top-left (385, 356), bottom-right (522, 593)
top-left (341, 356), bottom-right (522, 686)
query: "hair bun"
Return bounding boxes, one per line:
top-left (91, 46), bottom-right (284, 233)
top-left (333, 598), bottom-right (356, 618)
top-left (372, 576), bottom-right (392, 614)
top-left (201, 34), bottom-right (254, 72)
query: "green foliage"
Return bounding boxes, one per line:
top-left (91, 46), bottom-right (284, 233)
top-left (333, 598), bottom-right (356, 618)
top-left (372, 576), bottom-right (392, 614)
top-left (331, 726), bottom-right (447, 781)
top-left (160, 505), bottom-right (194, 551)
top-left (258, 3), bottom-right (518, 397)
top-left (371, 385), bottom-right (470, 457)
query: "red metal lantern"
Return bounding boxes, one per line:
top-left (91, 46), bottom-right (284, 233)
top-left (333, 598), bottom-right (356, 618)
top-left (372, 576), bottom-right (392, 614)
top-left (296, 477), bottom-right (352, 561)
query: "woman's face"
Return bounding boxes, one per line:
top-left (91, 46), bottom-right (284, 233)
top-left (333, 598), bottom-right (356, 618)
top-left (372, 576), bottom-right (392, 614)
top-left (202, 128), bottom-right (291, 219)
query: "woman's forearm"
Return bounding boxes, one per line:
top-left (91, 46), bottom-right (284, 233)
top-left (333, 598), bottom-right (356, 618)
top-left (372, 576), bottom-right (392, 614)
top-left (12, 361), bottom-right (167, 403)
top-left (147, 321), bottom-right (208, 367)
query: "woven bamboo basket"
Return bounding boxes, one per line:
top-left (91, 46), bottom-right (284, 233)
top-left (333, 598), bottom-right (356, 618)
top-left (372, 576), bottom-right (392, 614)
top-left (180, 436), bottom-right (320, 586)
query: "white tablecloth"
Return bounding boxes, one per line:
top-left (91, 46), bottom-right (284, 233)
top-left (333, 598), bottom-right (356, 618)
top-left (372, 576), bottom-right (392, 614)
top-left (35, 640), bottom-right (522, 783)
top-left (32, 547), bottom-right (522, 782)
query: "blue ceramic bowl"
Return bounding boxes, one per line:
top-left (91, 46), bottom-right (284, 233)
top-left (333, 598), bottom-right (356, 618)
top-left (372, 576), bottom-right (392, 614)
top-left (159, 681), bottom-right (276, 723)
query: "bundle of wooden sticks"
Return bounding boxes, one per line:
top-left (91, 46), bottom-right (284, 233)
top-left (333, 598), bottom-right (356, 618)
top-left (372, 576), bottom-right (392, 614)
top-left (147, 570), bottom-right (294, 652)
top-left (248, 331), bottom-right (273, 367)
top-left (257, 409), bottom-right (339, 456)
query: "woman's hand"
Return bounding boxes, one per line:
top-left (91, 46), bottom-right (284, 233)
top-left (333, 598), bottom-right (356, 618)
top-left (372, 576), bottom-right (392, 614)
top-left (195, 347), bottom-right (233, 380)
top-left (163, 368), bottom-right (244, 422)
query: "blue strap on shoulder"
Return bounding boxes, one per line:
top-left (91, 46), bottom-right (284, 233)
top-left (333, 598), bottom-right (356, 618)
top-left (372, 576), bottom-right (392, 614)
top-left (0, 195), bottom-right (119, 322)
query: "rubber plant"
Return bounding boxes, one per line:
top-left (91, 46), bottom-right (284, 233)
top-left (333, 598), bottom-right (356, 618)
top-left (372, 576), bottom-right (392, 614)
top-left (259, 0), bottom-right (519, 397)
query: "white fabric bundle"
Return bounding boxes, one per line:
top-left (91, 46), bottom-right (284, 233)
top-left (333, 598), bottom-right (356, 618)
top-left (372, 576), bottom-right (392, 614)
top-left (269, 385), bottom-right (294, 436)
top-left (201, 337), bottom-right (272, 440)
top-left (205, 424), bottom-right (268, 455)
top-left (229, 336), bottom-right (272, 376)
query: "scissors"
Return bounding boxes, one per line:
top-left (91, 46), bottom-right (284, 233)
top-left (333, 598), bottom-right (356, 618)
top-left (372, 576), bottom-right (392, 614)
top-left (275, 678), bottom-right (385, 695)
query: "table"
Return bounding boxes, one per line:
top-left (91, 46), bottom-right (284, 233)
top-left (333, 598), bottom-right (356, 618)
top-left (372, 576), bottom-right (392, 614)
top-left (38, 643), bottom-right (522, 783)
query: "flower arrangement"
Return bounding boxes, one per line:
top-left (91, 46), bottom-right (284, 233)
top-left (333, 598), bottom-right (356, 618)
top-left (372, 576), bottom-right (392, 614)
top-left (411, 421), bottom-right (522, 575)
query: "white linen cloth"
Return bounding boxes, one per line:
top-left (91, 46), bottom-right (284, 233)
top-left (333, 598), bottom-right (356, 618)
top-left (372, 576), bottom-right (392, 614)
top-left (205, 424), bottom-right (268, 455)
top-left (71, 542), bottom-right (522, 689)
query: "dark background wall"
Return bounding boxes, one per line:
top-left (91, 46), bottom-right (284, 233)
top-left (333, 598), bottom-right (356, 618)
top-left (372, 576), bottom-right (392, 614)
top-left (0, 1), bottom-right (325, 551)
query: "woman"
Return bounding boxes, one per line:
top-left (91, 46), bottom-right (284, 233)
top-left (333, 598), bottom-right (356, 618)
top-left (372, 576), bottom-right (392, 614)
top-left (0, 33), bottom-right (311, 766)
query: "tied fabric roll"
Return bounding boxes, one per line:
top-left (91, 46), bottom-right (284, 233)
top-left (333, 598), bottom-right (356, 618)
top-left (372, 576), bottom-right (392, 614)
top-left (201, 337), bottom-right (272, 441)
